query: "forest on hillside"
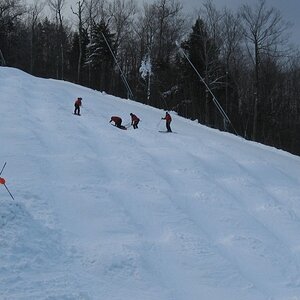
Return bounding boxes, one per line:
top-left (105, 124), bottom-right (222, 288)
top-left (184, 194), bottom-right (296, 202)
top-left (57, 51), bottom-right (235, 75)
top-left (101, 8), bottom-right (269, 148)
top-left (1, 0), bottom-right (300, 155)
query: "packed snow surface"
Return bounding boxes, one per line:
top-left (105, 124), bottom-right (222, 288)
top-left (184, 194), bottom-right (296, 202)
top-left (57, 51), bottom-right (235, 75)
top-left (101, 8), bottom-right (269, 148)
top-left (1, 67), bottom-right (300, 300)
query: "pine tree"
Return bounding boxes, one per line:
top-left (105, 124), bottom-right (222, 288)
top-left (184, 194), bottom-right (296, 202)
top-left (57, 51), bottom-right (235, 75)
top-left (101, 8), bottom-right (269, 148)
top-left (181, 18), bottom-right (222, 126)
top-left (86, 21), bottom-right (115, 92)
top-left (69, 29), bottom-right (89, 84)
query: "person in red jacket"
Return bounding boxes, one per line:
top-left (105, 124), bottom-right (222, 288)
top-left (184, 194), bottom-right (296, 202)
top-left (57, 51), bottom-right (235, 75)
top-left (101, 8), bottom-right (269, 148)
top-left (74, 97), bottom-right (82, 115)
top-left (110, 116), bottom-right (127, 130)
top-left (130, 113), bottom-right (140, 129)
top-left (162, 111), bottom-right (172, 132)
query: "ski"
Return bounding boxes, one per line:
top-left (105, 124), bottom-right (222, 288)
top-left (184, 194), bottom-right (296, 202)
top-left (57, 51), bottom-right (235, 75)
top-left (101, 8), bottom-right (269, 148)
top-left (111, 124), bottom-right (127, 130)
top-left (158, 130), bottom-right (177, 134)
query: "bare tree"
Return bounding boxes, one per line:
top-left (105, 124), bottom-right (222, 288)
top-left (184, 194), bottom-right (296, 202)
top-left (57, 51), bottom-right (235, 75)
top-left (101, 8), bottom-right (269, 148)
top-left (71, 0), bottom-right (86, 83)
top-left (196, 1), bottom-right (224, 125)
top-left (84, 0), bottom-right (107, 24)
top-left (135, 0), bottom-right (185, 105)
top-left (108, 0), bottom-right (137, 49)
top-left (220, 9), bottom-right (242, 69)
top-left (0, 0), bottom-right (26, 64)
top-left (47, 0), bottom-right (66, 79)
top-left (219, 8), bottom-right (245, 127)
top-left (27, 0), bottom-right (45, 73)
top-left (106, 0), bottom-right (138, 96)
top-left (135, 3), bottom-right (158, 102)
top-left (240, 0), bottom-right (290, 140)
top-left (152, 0), bottom-right (184, 64)
top-left (200, 0), bottom-right (223, 46)
top-left (0, 0), bottom-right (24, 25)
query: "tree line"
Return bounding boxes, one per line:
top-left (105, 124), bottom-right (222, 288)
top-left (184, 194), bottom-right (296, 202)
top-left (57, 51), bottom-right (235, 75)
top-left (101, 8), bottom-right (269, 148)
top-left (1, 0), bottom-right (300, 155)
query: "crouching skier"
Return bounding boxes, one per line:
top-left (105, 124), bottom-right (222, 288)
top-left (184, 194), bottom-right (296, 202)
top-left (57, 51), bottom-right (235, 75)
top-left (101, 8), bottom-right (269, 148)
top-left (110, 116), bottom-right (127, 130)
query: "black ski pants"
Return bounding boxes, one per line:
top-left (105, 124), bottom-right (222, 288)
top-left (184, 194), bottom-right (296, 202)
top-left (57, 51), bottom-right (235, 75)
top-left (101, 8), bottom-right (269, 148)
top-left (74, 104), bottom-right (80, 115)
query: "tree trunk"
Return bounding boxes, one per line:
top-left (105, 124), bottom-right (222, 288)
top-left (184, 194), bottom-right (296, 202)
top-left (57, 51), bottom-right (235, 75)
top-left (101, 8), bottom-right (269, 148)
top-left (252, 41), bottom-right (259, 141)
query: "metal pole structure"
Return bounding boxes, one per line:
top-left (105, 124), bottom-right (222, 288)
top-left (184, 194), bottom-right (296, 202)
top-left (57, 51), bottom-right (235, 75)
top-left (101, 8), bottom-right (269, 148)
top-left (101, 32), bottom-right (134, 100)
top-left (175, 41), bottom-right (239, 136)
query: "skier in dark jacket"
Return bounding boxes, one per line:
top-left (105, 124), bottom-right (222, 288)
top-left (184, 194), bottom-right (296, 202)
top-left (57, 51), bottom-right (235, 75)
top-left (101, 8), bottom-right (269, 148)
top-left (74, 97), bottom-right (82, 115)
top-left (162, 111), bottom-right (172, 132)
top-left (130, 113), bottom-right (140, 129)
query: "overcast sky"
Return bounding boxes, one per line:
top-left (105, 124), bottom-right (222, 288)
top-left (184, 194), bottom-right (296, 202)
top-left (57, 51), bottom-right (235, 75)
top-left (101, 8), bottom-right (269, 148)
top-left (33, 0), bottom-right (300, 47)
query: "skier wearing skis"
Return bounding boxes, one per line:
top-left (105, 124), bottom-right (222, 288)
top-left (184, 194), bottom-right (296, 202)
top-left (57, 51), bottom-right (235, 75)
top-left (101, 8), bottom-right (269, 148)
top-left (162, 111), bottom-right (172, 132)
top-left (130, 113), bottom-right (140, 129)
top-left (74, 97), bottom-right (82, 115)
top-left (110, 116), bottom-right (126, 129)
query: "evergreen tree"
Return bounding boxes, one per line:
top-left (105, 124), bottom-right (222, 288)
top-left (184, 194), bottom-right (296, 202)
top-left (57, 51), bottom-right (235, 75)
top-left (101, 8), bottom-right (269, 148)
top-left (34, 18), bottom-right (59, 78)
top-left (180, 18), bottom-right (221, 126)
top-left (69, 29), bottom-right (89, 84)
top-left (86, 21), bottom-right (115, 92)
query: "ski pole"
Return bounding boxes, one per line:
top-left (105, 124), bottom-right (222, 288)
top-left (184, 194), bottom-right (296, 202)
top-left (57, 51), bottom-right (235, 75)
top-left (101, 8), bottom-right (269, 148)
top-left (4, 184), bottom-right (14, 200)
top-left (0, 177), bottom-right (14, 200)
top-left (0, 162), bottom-right (6, 176)
top-left (0, 162), bottom-right (15, 200)
top-left (156, 118), bottom-right (162, 129)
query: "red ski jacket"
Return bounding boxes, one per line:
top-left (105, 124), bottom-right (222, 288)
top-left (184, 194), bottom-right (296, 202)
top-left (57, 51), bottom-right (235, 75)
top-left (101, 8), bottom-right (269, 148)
top-left (163, 113), bottom-right (172, 122)
top-left (110, 116), bottom-right (122, 123)
top-left (75, 99), bottom-right (82, 106)
top-left (130, 114), bottom-right (140, 122)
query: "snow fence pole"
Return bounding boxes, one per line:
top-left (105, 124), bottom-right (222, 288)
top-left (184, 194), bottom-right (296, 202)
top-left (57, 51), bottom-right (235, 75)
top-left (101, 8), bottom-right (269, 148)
top-left (175, 41), bottom-right (239, 136)
top-left (101, 32), bottom-right (134, 100)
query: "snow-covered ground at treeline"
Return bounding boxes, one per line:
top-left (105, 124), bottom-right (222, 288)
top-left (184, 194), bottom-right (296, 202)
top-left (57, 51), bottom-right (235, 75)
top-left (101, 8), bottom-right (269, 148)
top-left (1, 66), bottom-right (300, 300)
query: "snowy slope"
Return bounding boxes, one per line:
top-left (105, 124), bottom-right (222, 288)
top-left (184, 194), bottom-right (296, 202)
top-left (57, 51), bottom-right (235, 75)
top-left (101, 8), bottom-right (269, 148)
top-left (1, 66), bottom-right (300, 300)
